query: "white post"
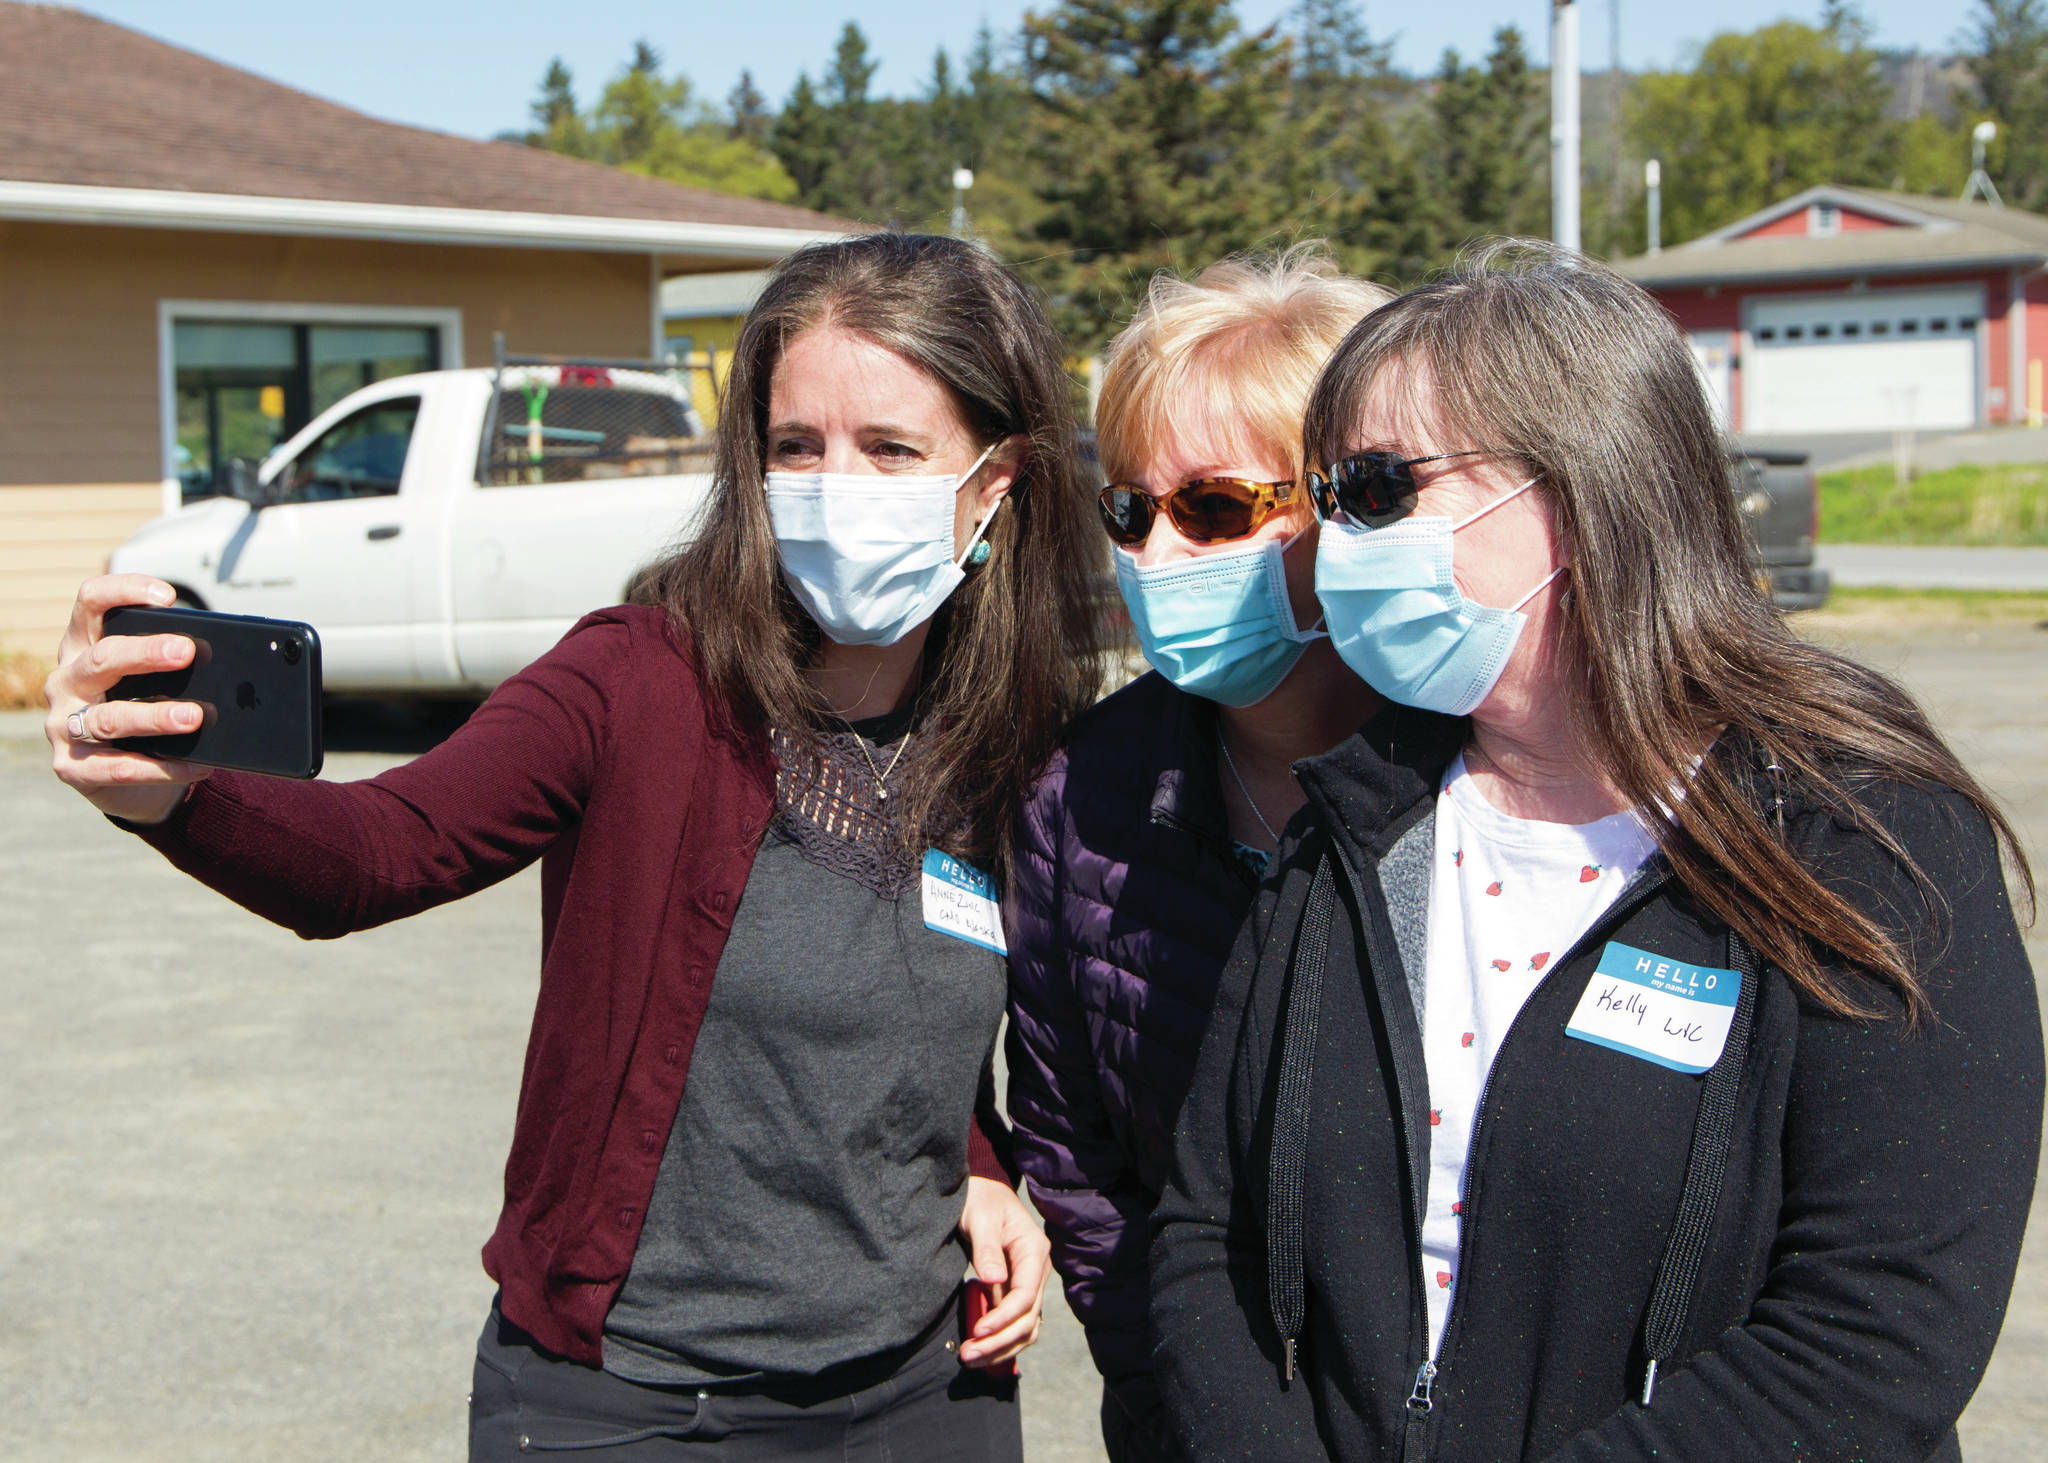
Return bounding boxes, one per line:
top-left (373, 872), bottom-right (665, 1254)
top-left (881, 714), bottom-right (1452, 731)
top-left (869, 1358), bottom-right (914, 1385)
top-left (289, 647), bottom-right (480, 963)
top-left (1645, 159), bottom-right (1662, 254)
top-left (951, 167), bottom-right (975, 238)
top-left (648, 253), bottom-right (665, 362)
top-left (1551, 1), bottom-right (1582, 253)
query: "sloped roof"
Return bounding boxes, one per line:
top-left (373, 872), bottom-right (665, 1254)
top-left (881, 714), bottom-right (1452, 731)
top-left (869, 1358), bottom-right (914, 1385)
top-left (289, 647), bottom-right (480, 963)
top-left (1614, 185), bottom-right (2048, 289)
top-left (0, 3), bottom-right (853, 241)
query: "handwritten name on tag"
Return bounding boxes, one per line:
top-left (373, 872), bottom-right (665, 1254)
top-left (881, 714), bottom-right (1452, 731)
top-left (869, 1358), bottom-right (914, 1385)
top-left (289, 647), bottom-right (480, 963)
top-left (1564, 941), bottom-right (1740, 1074)
top-left (922, 849), bottom-right (1008, 956)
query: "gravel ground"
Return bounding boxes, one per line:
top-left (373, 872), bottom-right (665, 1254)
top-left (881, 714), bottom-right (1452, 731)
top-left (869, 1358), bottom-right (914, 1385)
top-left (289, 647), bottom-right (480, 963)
top-left (2, 609), bottom-right (2041, 1461)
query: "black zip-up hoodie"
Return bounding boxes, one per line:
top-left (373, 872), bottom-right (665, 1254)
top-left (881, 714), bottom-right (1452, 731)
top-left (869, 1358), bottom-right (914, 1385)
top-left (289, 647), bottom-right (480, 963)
top-left (1150, 707), bottom-right (2041, 1462)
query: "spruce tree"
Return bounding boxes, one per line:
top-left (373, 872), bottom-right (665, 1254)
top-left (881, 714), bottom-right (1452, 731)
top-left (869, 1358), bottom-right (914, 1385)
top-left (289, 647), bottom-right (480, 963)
top-left (1279, 0), bottom-right (1410, 281)
top-left (770, 75), bottom-right (837, 201)
top-left (525, 58), bottom-right (595, 158)
top-left (1022, 0), bottom-right (1297, 348)
top-left (728, 71), bottom-right (772, 146)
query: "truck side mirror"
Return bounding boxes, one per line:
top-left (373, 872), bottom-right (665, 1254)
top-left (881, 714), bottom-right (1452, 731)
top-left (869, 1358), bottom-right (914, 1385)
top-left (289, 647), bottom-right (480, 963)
top-left (222, 457), bottom-right (262, 505)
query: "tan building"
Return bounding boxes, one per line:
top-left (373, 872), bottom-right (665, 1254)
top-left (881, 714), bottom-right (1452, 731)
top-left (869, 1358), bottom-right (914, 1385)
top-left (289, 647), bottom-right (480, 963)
top-left (0, 4), bottom-right (851, 657)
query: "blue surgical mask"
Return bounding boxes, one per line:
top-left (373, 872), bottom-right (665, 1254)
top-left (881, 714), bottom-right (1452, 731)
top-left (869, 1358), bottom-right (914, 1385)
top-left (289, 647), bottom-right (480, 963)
top-left (766, 443), bottom-right (999, 646)
top-left (1114, 530), bottom-right (1326, 708)
top-left (1313, 478), bottom-right (1564, 717)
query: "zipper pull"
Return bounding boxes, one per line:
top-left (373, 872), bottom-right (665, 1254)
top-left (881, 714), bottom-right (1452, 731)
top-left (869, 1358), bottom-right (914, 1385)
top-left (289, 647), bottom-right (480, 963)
top-left (1406, 1360), bottom-right (1438, 1415)
top-left (1284, 1337), bottom-right (1296, 1382)
top-left (1641, 1358), bottom-right (1658, 1408)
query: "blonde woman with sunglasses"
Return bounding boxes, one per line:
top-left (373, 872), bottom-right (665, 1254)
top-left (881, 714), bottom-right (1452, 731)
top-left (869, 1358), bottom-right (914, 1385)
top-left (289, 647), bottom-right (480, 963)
top-left (1003, 247), bottom-right (1388, 1462)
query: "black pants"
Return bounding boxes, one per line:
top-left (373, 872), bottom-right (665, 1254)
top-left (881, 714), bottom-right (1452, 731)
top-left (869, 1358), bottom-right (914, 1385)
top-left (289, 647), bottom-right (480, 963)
top-left (469, 1299), bottom-right (1022, 1461)
top-left (1099, 1383), bottom-right (1179, 1463)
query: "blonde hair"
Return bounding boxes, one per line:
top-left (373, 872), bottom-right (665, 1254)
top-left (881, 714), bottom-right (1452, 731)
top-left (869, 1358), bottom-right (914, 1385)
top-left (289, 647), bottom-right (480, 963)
top-left (1096, 244), bottom-right (1392, 490)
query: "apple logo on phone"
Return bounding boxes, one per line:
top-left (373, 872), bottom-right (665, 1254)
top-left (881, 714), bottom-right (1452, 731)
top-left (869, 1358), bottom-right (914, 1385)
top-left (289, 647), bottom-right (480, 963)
top-left (236, 681), bottom-right (260, 710)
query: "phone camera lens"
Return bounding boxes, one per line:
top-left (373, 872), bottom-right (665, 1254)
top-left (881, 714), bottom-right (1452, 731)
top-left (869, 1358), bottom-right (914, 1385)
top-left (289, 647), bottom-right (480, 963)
top-left (281, 636), bottom-right (302, 666)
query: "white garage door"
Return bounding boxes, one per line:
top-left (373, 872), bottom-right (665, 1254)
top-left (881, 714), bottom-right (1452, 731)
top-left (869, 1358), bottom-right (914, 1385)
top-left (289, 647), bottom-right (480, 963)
top-left (1745, 286), bottom-right (1982, 433)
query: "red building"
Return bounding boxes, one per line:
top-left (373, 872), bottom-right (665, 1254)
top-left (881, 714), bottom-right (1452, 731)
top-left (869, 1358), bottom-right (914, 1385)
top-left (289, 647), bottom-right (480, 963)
top-left (1614, 185), bottom-right (2048, 434)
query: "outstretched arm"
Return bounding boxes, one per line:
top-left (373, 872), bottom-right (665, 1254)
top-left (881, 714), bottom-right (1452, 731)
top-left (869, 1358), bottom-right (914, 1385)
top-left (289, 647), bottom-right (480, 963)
top-left (53, 578), bottom-right (638, 939)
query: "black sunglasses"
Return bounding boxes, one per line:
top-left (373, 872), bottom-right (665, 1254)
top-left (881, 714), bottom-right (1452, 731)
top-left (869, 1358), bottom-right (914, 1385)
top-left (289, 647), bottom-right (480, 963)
top-left (1305, 450), bottom-right (1489, 523)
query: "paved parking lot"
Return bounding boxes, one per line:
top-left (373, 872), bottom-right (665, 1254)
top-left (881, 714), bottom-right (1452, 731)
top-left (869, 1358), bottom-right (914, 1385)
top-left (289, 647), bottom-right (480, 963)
top-left (2, 610), bottom-right (2043, 1461)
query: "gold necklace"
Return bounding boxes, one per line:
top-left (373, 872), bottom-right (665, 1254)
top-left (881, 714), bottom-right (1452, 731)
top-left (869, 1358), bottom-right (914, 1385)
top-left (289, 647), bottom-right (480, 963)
top-left (843, 721), bottom-right (912, 801)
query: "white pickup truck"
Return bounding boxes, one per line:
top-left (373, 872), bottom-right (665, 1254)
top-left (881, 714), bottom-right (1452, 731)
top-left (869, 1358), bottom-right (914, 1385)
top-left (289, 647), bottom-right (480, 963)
top-left (112, 357), bottom-right (715, 694)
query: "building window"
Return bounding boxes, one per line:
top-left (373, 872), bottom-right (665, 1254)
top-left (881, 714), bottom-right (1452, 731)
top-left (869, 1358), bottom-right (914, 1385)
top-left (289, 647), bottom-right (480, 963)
top-left (1814, 323), bottom-right (1833, 339)
top-left (1843, 322), bottom-right (1862, 337)
top-left (1872, 321), bottom-right (1891, 335)
top-left (1901, 320), bottom-right (1920, 334)
top-left (1812, 202), bottom-right (1840, 236)
top-left (1786, 325), bottom-right (1806, 340)
top-left (1929, 318), bottom-right (1951, 332)
top-left (1757, 326), bottom-right (1778, 341)
top-left (172, 319), bottom-right (440, 502)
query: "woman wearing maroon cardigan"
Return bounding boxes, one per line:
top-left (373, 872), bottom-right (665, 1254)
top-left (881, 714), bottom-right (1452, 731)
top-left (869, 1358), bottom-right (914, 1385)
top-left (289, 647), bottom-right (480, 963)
top-left (45, 234), bottom-right (1108, 1461)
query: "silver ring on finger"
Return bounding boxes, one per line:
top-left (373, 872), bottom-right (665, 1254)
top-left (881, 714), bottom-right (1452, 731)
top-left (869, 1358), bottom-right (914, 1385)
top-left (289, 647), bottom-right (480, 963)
top-left (66, 708), bottom-right (97, 743)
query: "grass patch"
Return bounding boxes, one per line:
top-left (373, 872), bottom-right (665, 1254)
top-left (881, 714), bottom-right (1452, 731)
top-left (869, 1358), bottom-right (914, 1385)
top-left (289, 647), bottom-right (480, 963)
top-left (1818, 461), bottom-right (2048, 545)
top-left (1800, 585), bottom-right (2048, 631)
top-left (0, 650), bottom-right (49, 711)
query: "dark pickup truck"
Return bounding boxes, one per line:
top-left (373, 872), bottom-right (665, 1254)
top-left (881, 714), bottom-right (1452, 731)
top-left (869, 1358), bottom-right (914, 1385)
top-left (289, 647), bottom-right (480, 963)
top-left (1733, 448), bottom-right (1831, 611)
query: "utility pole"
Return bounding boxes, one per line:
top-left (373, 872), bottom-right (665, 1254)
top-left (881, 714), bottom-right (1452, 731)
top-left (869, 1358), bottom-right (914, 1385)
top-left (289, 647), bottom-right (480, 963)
top-left (1551, 0), bottom-right (1582, 252)
top-left (1607, 0), bottom-right (1625, 244)
top-left (1645, 159), bottom-right (1661, 254)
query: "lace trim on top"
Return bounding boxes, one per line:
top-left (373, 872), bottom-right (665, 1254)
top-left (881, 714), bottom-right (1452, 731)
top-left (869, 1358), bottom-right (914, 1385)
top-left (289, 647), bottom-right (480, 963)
top-left (768, 723), bottom-right (920, 898)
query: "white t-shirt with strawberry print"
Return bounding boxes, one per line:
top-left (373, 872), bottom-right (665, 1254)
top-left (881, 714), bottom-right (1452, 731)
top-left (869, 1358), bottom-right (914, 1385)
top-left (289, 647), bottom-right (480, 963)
top-left (1418, 752), bottom-right (1658, 1357)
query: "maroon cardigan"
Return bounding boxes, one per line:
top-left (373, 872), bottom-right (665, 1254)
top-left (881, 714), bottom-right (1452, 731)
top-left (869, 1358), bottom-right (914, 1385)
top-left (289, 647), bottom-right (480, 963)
top-left (134, 605), bottom-right (1012, 1364)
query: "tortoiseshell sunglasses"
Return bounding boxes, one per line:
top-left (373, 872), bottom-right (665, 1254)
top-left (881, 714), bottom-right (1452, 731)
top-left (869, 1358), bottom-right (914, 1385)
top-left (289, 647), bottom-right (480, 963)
top-left (1096, 476), bottom-right (1300, 546)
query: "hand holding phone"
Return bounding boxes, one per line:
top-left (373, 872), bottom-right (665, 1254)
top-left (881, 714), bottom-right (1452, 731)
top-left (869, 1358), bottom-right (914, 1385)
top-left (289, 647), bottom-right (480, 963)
top-left (101, 605), bottom-right (323, 779)
top-left (45, 577), bottom-right (321, 826)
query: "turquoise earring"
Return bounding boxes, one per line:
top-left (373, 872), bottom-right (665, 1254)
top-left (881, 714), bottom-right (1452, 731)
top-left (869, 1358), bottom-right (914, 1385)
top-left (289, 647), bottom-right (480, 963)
top-left (967, 541), bottom-right (992, 567)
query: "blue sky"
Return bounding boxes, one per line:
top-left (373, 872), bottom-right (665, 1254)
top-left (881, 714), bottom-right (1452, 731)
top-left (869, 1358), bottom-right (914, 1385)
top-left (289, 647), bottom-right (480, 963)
top-left (81, 1), bottom-right (1973, 140)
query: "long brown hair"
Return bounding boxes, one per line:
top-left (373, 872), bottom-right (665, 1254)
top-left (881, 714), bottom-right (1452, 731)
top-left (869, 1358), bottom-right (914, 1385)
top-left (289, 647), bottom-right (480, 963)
top-left (639, 232), bottom-right (1108, 873)
top-left (1303, 238), bottom-right (2032, 1024)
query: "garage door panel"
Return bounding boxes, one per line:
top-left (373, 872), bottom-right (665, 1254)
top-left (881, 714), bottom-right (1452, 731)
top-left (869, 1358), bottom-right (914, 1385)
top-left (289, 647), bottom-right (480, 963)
top-left (1748, 339), bottom-right (1976, 433)
top-left (1744, 286), bottom-right (1982, 433)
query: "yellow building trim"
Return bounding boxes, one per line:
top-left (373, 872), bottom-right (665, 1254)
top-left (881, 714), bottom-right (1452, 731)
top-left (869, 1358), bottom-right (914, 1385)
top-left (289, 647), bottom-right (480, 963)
top-left (0, 482), bottom-right (161, 653)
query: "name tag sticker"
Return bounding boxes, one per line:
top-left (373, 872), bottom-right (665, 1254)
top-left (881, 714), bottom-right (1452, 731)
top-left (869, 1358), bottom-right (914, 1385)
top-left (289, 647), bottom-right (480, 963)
top-left (1564, 941), bottom-right (1741, 1074)
top-left (921, 849), bottom-right (1008, 955)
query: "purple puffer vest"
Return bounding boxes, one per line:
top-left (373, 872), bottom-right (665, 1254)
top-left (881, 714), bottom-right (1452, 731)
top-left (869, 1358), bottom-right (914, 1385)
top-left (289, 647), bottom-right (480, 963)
top-left (1005, 671), bottom-right (1260, 1429)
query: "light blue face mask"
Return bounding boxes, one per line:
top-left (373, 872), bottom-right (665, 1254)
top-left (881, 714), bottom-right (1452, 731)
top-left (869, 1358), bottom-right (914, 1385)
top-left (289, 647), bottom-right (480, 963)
top-left (1114, 530), bottom-right (1326, 709)
top-left (1313, 478), bottom-right (1564, 717)
top-left (766, 443), bottom-right (999, 647)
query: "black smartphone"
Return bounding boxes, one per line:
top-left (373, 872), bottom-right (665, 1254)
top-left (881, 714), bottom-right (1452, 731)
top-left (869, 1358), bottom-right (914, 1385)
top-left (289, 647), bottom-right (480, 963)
top-left (101, 606), bottom-right (324, 779)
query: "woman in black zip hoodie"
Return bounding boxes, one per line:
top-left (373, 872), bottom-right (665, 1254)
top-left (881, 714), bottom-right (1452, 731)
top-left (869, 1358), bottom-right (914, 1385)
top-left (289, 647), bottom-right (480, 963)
top-left (1149, 240), bottom-right (2043, 1463)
